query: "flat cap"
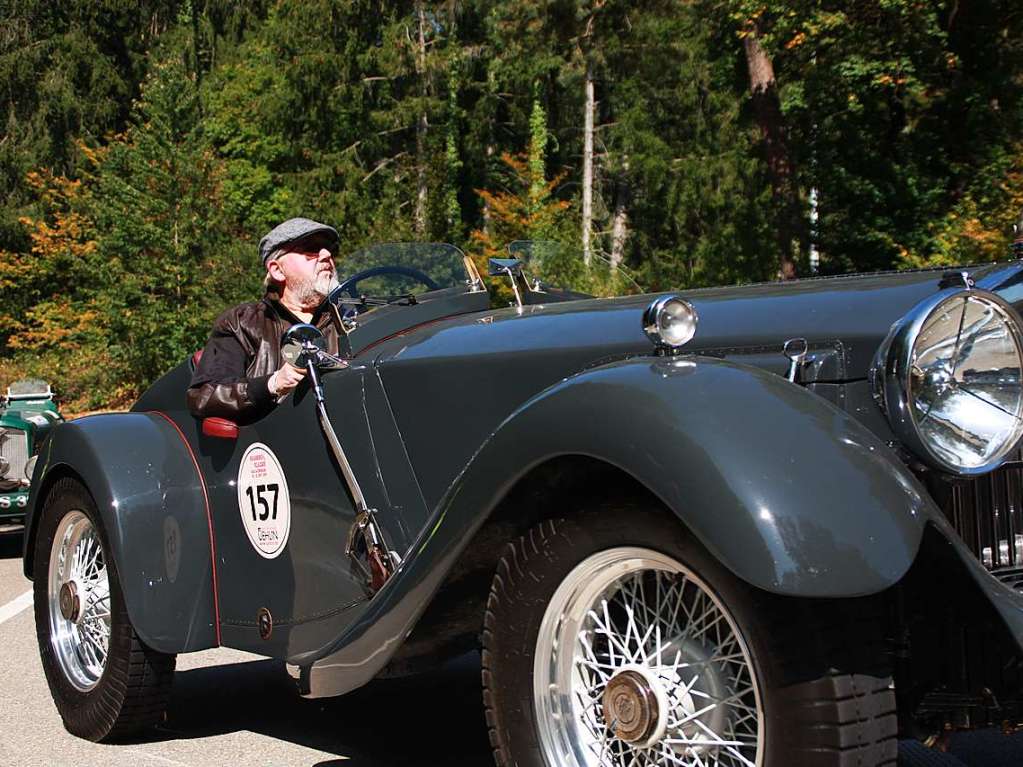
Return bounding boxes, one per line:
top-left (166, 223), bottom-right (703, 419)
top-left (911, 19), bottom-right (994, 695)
top-left (259, 217), bottom-right (339, 266)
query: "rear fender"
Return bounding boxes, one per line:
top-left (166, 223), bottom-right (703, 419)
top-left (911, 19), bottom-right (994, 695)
top-left (23, 413), bottom-right (217, 653)
top-left (297, 355), bottom-right (936, 696)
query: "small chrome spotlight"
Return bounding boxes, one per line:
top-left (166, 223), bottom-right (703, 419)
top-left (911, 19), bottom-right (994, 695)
top-left (643, 295), bottom-right (698, 355)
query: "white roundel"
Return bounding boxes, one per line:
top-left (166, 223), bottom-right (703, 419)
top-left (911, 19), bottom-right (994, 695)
top-left (237, 443), bottom-right (292, 559)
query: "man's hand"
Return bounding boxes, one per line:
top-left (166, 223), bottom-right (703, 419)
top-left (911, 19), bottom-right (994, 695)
top-left (269, 362), bottom-right (306, 398)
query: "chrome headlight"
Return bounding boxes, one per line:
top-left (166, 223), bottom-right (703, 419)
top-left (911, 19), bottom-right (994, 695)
top-left (643, 296), bottom-right (698, 353)
top-left (873, 288), bottom-right (1023, 475)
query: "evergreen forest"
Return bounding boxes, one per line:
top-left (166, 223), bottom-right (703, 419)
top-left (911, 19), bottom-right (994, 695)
top-left (2, 0), bottom-right (1022, 410)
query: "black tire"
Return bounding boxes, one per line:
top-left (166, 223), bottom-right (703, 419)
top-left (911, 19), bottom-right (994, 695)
top-left (482, 505), bottom-right (897, 767)
top-left (33, 478), bottom-right (176, 742)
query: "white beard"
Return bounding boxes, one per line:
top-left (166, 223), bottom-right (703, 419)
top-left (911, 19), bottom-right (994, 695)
top-left (315, 270), bottom-right (335, 296)
top-left (290, 268), bottom-right (335, 308)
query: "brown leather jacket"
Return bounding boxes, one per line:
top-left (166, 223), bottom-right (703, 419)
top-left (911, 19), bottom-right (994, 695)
top-left (187, 295), bottom-right (341, 423)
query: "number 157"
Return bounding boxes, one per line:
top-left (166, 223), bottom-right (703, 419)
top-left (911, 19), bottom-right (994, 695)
top-left (245, 483), bottom-right (279, 521)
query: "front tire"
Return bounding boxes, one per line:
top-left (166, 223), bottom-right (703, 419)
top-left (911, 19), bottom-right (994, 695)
top-left (482, 507), bottom-right (897, 766)
top-left (33, 478), bottom-right (176, 741)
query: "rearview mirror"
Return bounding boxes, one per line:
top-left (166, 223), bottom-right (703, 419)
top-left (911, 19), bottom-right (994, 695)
top-left (488, 257), bottom-right (523, 277)
top-left (488, 258), bottom-right (526, 310)
top-left (281, 323), bottom-right (326, 369)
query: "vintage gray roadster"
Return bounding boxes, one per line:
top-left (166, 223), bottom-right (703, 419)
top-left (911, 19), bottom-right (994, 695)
top-left (21, 242), bottom-right (1023, 766)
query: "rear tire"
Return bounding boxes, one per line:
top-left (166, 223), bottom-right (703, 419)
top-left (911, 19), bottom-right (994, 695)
top-left (482, 505), bottom-right (897, 766)
top-left (33, 478), bottom-right (175, 742)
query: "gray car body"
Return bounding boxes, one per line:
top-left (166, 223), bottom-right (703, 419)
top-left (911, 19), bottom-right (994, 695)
top-left (22, 260), bottom-right (1023, 696)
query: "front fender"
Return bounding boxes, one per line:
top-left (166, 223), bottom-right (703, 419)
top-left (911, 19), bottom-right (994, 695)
top-left (465, 355), bottom-right (934, 596)
top-left (23, 413), bottom-right (217, 653)
top-left (299, 355), bottom-right (936, 696)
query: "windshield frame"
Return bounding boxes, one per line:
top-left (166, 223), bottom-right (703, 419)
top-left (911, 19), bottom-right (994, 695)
top-left (335, 242), bottom-right (476, 304)
top-left (325, 243), bottom-right (489, 357)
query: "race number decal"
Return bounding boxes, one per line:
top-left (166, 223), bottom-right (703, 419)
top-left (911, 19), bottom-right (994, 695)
top-left (237, 443), bottom-right (291, 559)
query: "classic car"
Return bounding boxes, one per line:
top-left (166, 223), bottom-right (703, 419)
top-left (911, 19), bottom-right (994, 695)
top-left (21, 242), bottom-right (1023, 766)
top-left (0, 379), bottom-right (62, 532)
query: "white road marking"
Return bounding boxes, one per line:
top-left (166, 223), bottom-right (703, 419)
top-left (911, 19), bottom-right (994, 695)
top-left (0, 589), bottom-right (32, 627)
top-left (126, 748), bottom-right (194, 767)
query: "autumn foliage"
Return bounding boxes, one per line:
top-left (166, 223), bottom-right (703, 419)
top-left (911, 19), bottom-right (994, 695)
top-left (3, 2), bottom-right (1023, 410)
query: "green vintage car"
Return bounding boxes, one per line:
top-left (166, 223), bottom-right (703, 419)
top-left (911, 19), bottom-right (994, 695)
top-left (0, 379), bottom-right (62, 531)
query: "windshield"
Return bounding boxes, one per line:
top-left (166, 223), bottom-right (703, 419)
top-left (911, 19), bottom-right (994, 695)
top-left (7, 378), bottom-right (51, 398)
top-left (508, 239), bottom-right (568, 287)
top-left (337, 243), bottom-right (469, 298)
top-left (507, 240), bottom-right (644, 296)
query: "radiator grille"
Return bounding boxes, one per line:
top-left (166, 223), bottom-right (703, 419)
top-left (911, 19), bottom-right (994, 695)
top-left (0, 427), bottom-right (29, 481)
top-left (932, 447), bottom-right (1023, 587)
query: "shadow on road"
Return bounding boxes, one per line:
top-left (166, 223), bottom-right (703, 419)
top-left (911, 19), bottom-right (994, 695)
top-left (133, 641), bottom-right (1023, 767)
top-left (157, 651), bottom-right (492, 766)
top-left (0, 533), bottom-right (24, 560)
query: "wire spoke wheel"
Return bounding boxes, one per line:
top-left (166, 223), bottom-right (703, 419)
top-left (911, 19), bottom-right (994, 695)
top-left (47, 510), bottom-right (111, 692)
top-left (34, 479), bottom-right (176, 741)
top-left (533, 548), bottom-right (764, 767)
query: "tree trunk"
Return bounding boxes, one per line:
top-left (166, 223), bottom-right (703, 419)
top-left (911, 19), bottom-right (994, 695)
top-left (482, 142), bottom-right (494, 236)
top-left (610, 160), bottom-right (629, 271)
top-left (191, 0), bottom-right (203, 96)
top-left (582, 63), bottom-right (595, 266)
top-left (414, 0), bottom-right (429, 237)
top-left (743, 21), bottom-right (801, 280)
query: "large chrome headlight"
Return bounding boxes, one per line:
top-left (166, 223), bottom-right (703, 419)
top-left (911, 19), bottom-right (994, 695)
top-left (873, 287), bottom-right (1023, 475)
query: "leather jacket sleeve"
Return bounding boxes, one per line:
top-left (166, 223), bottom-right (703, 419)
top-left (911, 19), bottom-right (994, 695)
top-left (186, 296), bottom-right (339, 423)
top-left (187, 316), bottom-right (275, 422)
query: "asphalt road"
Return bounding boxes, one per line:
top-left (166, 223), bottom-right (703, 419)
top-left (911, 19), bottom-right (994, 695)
top-left (0, 533), bottom-right (494, 767)
top-left (7, 531), bottom-right (1023, 767)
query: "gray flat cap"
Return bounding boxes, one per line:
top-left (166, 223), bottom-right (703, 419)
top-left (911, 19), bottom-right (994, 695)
top-left (259, 217), bottom-right (339, 266)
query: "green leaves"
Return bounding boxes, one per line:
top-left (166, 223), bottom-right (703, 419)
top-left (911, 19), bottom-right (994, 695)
top-left (3, 0), bottom-right (1023, 409)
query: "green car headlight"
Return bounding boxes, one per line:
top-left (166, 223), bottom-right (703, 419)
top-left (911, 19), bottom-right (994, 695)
top-left (873, 287), bottom-right (1023, 475)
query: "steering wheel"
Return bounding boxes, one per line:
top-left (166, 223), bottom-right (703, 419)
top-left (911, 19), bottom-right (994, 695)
top-left (335, 265), bottom-right (440, 299)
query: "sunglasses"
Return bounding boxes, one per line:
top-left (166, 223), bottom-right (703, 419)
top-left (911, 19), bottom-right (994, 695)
top-left (286, 248), bottom-right (336, 259)
top-left (280, 237), bottom-right (338, 259)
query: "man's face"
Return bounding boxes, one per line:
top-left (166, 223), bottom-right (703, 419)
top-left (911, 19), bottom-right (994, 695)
top-left (268, 235), bottom-right (337, 308)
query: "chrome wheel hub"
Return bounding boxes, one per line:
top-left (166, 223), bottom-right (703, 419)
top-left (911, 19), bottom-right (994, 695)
top-left (534, 547), bottom-right (763, 767)
top-left (602, 666), bottom-right (669, 746)
top-left (47, 511), bottom-right (111, 692)
top-left (58, 580), bottom-right (81, 623)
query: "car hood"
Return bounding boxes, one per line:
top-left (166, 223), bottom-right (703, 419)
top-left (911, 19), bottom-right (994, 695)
top-left (368, 261), bottom-right (1023, 510)
top-left (0, 410), bottom-right (35, 433)
top-left (371, 261), bottom-right (1023, 383)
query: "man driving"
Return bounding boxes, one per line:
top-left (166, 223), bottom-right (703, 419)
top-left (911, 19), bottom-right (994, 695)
top-left (187, 217), bottom-right (343, 423)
